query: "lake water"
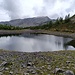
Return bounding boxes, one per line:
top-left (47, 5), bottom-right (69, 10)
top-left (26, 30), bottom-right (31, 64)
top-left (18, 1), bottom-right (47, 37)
top-left (0, 34), bottom-right (75, 52)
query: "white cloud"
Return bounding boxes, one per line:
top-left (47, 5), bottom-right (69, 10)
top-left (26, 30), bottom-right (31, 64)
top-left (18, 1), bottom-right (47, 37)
top-left (0, 0), bottom-right (75, 21)
top-left (0, 9), bottom-right (10, 21)
top-left (37, 0), bottom-right (75, 19)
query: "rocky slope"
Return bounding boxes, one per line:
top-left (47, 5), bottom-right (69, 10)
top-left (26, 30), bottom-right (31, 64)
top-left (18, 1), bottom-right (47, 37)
top-left (0, 16), bottom-right (51, 27)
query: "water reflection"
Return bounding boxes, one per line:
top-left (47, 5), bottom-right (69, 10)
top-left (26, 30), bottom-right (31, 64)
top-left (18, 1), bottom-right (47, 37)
top-left (66, 40), bottom-right (75, 47)
top-left (0, 34), bottom-right (75, 52)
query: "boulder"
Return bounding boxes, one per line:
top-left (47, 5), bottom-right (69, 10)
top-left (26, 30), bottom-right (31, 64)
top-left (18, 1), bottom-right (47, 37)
top-left (53, 68), bottom-right (64, 74)
top-left (0, 61), bottom-right (12, 67)
top-left (0, 61), bottom-right (7, 67)
top-left (64, 70), bottom-right (74, 75)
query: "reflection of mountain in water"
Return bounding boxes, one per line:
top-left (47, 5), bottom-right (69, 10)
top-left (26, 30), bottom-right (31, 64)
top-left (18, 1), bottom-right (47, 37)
top-left (66, 40), bottom-right (75, 48)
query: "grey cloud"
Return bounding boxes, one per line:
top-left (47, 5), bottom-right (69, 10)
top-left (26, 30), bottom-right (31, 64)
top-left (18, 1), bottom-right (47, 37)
top-left (33, 0), bottom-right (75, 18)
top-left (50, 14), bottom-right (60, 19)
top-left (33, 0), bottom-right (56, 17)
top-left (66, 1), bottom-right (75, 13)
top-left (1, 0), bottom-right (75, 21)
top-left (33, 6), bottom-right (47, 16)
top-left (3, 0), bottom-right (21, 20)
top-left (43, 0), bottom-right (56, 5)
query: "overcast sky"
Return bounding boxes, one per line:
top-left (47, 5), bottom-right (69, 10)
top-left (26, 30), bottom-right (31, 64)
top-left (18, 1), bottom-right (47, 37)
top-left (0, 0), bottom-right (75, 22)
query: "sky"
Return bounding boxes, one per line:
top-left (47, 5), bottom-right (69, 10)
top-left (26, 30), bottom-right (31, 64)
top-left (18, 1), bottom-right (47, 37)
top-left (0, 0), bottom-right (75, 22)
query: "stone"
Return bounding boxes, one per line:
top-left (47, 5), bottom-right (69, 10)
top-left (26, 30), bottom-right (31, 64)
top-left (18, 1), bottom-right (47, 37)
top-left (5, 67), bottom-right (9, 70)
top-left (64, 70), bottom-right (74, 75)
top-left (66, 61), bottom-right (72, 64)
top-left (27, 62), bottom-right (32, 67)
top-left (53, 68), bottom-right (64, 74)
top-left (24, 73), bottom-right (29, 75)
top-left (0, 61), bottom-right (7, 67)
top-left (0, 72), bottom-right (3, 75)
top-left (31, 69), bottom-right (36, 74)
top-left (0, 67), bottom-right (4, 71)
top-left (9, 71), bottom-right (13, 74)
top-left (21, 64), bottom-right (26, 68)
top-left (0, 61), bottom-right (12, 67)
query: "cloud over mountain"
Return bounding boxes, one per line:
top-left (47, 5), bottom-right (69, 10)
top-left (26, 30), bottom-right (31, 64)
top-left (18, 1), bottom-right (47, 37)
top-left (0, 0), bottom-right (75, 21)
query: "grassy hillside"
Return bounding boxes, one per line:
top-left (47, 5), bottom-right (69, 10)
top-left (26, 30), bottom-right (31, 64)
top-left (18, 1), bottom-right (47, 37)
top-left (0, 24), bottom-right (23, 30)
top-left (27, 14), bottom-right (75, 33)
top-left (0, 14), bottom-right (75, 33)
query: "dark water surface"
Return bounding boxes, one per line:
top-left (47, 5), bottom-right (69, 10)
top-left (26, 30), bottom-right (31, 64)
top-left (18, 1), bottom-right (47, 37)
top-left (0, 34), bottom-right (75, 52)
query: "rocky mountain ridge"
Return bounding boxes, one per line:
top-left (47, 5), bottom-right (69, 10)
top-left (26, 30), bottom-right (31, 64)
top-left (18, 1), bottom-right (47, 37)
top-left (0, 16), bottom-right (51, 27)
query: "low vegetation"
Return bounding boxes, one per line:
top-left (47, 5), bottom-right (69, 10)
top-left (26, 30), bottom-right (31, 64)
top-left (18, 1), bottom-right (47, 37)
top-left (0, 24), bottom-right (23, 30)
top-left (0, 14), bottom-right (75, 33)
top-left (26, 14), bottom-right (75, 33)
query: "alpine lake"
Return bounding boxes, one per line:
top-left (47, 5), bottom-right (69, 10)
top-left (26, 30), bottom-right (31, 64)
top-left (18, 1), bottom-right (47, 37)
top-left (0, 33), bottom-right (75, 52)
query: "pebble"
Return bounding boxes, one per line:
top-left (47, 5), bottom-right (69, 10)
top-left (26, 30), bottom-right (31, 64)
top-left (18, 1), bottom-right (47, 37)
top-left (9, 71), bottom-right (13, 74)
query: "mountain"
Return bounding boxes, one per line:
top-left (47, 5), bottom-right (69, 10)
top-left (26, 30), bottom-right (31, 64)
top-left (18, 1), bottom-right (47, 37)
top-left (0, 16), bottom-right (51, 27)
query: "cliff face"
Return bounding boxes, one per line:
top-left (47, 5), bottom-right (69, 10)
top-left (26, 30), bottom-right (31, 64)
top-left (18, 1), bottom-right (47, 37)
top-left (0, 16), bottom-right (51, 27)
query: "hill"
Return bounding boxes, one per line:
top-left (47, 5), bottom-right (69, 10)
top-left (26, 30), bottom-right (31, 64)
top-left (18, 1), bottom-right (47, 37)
top-left (28, 14), bottom-right (75, 33)
top-left (0, 16), bottom-right (51, 27)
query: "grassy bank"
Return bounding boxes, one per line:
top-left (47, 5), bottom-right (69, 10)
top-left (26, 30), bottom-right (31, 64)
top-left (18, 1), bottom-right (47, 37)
top-left (0, 29), bottom-right (33, 36)
top-left (25, 14), bottom-right (75, 33)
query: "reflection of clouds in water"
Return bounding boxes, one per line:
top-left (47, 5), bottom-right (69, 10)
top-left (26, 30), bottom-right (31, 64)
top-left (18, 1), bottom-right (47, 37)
top-left (32, 35), bottom-right (64, 51)
top-left (5, 36), bottom-right (34, 52)
top-left (0, 36), bottom-right (10, 50)
top-left (0, 36), bottom-right (10, 44)
top-left (0, 35), bottom-right (74, 52)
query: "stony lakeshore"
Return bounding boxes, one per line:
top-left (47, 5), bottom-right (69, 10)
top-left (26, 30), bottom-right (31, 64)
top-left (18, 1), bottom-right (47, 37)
top-left (0, 50), bottom-right (75, 75)
top-left (0, 30), bottom-right (75, 39)
top-left (0, 30), bottom-right (75, 75)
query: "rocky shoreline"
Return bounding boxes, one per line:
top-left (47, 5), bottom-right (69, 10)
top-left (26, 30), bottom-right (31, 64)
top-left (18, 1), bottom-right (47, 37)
top-left (0, 50), bottom-right (75, 75)
top-left (31, 30), bottom-right (75, 39)
top-left (0, 29), bottom-right (75, 39)
top-left (0, 30), bottom-right (75, 75)
top-left (0, 30), bottom-right (31, 36)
